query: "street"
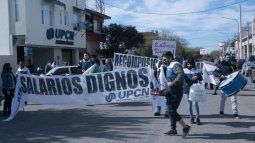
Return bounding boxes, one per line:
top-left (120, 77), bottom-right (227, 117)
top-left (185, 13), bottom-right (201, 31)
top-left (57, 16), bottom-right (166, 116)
top-left (0, 79), bottom-right (255, 143)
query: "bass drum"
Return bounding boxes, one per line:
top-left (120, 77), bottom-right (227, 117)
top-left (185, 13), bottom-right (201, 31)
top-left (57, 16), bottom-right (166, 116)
top-left (219, 71), bottom-right (247, 96)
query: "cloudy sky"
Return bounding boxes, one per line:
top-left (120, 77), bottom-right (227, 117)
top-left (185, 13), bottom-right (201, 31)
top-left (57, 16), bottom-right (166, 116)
top-left (88, 0), bottom-right (255, 53)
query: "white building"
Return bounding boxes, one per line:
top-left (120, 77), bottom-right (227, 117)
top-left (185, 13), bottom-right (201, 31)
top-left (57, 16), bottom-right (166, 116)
top-left (0, 0), bottom-right (87, 74)
top-left (237, 16), bottom-right (255, 59)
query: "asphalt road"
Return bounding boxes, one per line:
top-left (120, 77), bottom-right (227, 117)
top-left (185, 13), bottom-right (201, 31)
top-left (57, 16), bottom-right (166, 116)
top-left (0, 79), bottom-right (255, 143)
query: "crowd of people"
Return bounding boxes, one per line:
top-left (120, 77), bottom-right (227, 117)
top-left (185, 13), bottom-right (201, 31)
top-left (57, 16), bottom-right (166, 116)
top-left (0, 51), bottom-right (242, 138)
top-left (151, 52), bottom-right (241, 138)
top-left (0, 52), bottom-right (113, 117)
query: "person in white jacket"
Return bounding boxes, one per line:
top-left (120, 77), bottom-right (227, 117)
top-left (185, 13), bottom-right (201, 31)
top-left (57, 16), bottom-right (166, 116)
top-left (151, 60), bottom-right (169, 117)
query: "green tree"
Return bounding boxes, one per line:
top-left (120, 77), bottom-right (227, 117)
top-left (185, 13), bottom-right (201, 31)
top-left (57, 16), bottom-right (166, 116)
top-left (102, 23), bottom-right (144, 57)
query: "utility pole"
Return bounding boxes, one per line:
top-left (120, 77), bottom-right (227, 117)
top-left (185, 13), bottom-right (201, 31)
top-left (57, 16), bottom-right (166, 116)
top-left (247, 21), bottom-right (250, 59)
top-left (239, 4), bottom-right (243, 59)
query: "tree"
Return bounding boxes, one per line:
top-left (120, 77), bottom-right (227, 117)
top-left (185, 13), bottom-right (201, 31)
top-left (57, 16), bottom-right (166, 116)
top-left (182, 47), bottom-right (201, 60)
top-left (210, 50), bottom-right (221, 60)
top-left (102, 23), bottom-right (144, 57)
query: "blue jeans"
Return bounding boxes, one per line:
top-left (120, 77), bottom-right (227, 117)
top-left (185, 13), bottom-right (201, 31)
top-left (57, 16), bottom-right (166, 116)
top-left (185, 93), bottom-right (200, 119)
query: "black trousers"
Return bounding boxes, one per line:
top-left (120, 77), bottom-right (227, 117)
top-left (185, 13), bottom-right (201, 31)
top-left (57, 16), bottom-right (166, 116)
top-left (2, 88), bottom-right (15, 116)
top-left (165, 88), bottom-right (183, 130)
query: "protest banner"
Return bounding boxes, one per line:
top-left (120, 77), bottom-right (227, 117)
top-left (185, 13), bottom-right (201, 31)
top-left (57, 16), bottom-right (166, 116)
top-left (202, 62), bottom-right (219, 85)
top-left (4, 67), bottom-right (151, 121)
top-left (152, 40), bottom-right (176, 57)
top-left (114, 53), bottom-right (158, 69)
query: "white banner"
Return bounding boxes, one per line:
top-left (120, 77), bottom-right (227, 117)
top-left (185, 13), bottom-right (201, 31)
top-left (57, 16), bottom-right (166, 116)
top-left (152, 40), bottom-right (176, 57)
top-left (114, 53), bottom-right (158, 69)
top-left (4, 67), bottom-right (151, 121)
top-left (202, 62), bottom-right (219, 85)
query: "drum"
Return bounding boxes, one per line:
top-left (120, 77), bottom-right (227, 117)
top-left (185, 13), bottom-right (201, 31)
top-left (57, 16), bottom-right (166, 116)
top-left (219, 71), bottom-right (247, 96)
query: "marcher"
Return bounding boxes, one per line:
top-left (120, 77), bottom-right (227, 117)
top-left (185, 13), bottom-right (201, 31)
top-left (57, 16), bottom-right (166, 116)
top-left (45, 61), bottom-right (52, 73)
top-left (184, 58), bottom-right (203, 125)
top-left (102, 58), bottom-right (113, 72)
top-left (162, 51), bottom-right (191, 138)
top-left (16, 61), bottom-right (30, 105)
top-left (16, 61), bottom-right (31, 75)
top-left (36, 67), bottom-right (44, 75)
top-left (1, 63), bottom-right (16, 117)
top-left (51, 61), bottom-right (57, 68)
top-left (152, 59), bottom-right (169, 117)
top-left (212, 54), bottom-right (240, 119)
top-left (27, 59), bottom-right (34, 74)
top-left (80, 53), bottom-right (92, 72)
top-left (90, 56), bottom-right (101, 73)
top-left (212, 59), bottom-right (221, 95)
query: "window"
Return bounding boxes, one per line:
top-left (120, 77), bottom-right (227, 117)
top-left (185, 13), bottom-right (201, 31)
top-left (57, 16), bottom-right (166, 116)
top-left (97, 22), bottom-right (102, 33)
top-left (70, 67), bottom-right (82, 75)
top-left (72, 13), bottom-right (79, 30)
top-left (52, 68), bottom-right (69, 76)
top-left (60, 10), bottom-right (67, 25)
top-left (15, 0), bottom-right (19, 21)
top-left (42, 3), bottom-right (53, 26)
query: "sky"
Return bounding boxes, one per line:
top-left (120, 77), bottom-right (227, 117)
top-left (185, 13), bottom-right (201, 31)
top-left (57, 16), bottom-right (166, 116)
top-left (88, 0), bottom-right (255, 53)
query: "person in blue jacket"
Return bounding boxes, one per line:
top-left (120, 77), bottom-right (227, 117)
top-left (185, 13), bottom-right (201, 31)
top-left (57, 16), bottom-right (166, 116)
top-left (163, 51), bottom-right (190, 138)
top-left (1, 63), bottom-right (16, 117)
top-left (183, 58), bottom-right (203, 125)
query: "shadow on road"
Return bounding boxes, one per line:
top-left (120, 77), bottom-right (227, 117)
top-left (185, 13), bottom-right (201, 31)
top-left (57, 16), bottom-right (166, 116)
top-left (204, 121), bottom-right (255, 128)
top-left (0, 107), bottom-right (153, 143)
top-left (188, 132), bottom-right (255, 141)
top-left (200, 114), bottom-right (255, 120)
top-left (237, 93), bottom-right (255, 97)
top-left (110, 102), bottom-right (151, 107)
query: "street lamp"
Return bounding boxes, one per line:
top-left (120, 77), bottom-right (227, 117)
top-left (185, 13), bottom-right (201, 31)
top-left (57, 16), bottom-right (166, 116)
top-left (221, 16), bottom-right (241, 59)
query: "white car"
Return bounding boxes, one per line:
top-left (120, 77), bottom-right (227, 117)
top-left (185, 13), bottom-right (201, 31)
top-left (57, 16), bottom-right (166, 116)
top-left (241, 55), bottom-right (255, 76)
top-left (250, 68), bottom-right (255, 83)
top-left (45, 66), bottom-right (82, 76)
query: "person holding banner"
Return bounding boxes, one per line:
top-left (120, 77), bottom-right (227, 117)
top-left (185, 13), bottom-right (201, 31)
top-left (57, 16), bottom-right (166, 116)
top-left (80, 53), bottom-right (92, 72)
top-left (1, 63), bottom-right (16, 117)
top-left (91, 56), bottom-right (101, 73)
top-left (162, 51), bottom-right (190, 138)
top-left (212, 54), bottom-right (240, 119)
top-left (183, 59), bottom-right (203, 125)
top-left (152, 60), bottom-right (169, 117)
top-left (102, 58), bottom-right (113, 72)
top-left (16, 61), bottom-right (31, 75)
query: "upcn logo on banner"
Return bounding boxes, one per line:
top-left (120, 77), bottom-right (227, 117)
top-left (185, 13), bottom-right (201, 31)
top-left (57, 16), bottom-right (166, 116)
top-left (85, 68), bottom-right (150, 103)
top-left (46, 28), bottom-right (74, 45)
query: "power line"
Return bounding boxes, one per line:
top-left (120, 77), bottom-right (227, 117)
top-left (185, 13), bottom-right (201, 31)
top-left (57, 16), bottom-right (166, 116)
top-left (105, 0), bottom-right (248, 16)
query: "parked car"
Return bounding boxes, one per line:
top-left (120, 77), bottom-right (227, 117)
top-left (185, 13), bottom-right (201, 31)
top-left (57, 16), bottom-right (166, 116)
top-left (241, 55), bottom-right (255, 76)
top-left (45, 66), bottom-right (82, 76)
top-left (250, 68), bottom-right (255, 83)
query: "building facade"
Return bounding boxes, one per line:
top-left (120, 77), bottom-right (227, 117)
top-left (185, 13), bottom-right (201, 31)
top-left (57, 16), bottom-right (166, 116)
top-left (85, 8), bottom-right (110, 56)
top-left (0, 0), bottom-right (87, 74)
top-left (237, 16), bottom-right (255, 59)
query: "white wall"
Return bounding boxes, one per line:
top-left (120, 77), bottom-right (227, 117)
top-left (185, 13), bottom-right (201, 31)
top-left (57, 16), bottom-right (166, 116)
top-left (24, 0), bottom-right (86, 49)
top-left (0, 0), bottom-right (12, 55)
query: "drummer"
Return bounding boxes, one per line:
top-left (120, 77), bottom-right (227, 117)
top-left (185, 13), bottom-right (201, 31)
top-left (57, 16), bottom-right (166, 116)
top-left (212, 54), bottom-right (240, 119)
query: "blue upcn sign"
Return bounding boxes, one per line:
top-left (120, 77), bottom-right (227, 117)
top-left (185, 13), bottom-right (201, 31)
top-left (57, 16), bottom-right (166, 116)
top-left (46, 28), bottom-right (74, 45)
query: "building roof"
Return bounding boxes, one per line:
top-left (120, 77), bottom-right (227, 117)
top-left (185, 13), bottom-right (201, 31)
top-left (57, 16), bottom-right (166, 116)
top-left (85, 8), bottom-right (111, 20)
top-left (141, 31), bottom-right (158, 39)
